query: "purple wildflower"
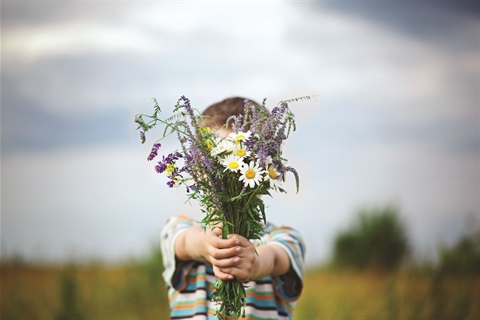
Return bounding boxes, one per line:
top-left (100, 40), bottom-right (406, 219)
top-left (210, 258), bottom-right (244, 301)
top-left (154, 151), bottom-right (182, 173)
top-left (155, 162), bottom-right (167, 173)
top-left (147, 143), bottom-right (161, 161)
top-left (234, 114), bottom-right (244, 132)
top-left (140, 131), bottom-right (146, 144)
top-left (256, 148), bottom-right (269, 167)
top-left (279, 165), bottom-right (300, 193)
top-left (180, 95), bottom-right (192, 111)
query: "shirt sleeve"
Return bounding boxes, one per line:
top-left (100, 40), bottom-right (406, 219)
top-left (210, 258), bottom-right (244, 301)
top-left (160, 214), bottom-right (196, 289)
top-left (267, 225), bottom-right (306, 302)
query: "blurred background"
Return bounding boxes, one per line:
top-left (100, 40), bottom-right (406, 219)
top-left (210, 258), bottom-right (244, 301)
top-left (1, 1), bottom-right (479, 319)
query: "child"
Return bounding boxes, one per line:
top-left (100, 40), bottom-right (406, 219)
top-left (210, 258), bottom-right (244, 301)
top-left (160, 97), bottom-right (305, 320)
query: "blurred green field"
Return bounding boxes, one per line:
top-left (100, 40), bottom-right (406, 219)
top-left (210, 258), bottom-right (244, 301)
top-left (1, 259), bottom-right (479, 320)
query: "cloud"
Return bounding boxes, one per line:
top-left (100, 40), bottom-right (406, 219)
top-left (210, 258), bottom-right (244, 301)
top-left (1, 1), bottom-right (128, 29)
top-left (2, 2), bottom-right (290, 62)
top-left (1, 2), bottom-right (303, 117)
top-left (3, 23), bottom-right (163, 62)
top-left (320, 1), bottom-right (479, 49)
top-left (284, 5), bottom-right (479, 156)
top-left (1, 93), bottom-right (134, 155)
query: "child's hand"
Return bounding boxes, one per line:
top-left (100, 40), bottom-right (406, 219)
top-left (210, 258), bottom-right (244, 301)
top-left (176, 224), bottom-right (290, 281)
top-left (204, 228), bottom-right (256, 282)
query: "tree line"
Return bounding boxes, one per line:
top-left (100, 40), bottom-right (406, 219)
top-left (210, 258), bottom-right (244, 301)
top-left (331, 204), bottom-right (480, 273)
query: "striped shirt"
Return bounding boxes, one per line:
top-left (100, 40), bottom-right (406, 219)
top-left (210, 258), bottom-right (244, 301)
top-left (160, 215), bottom-right (305, 320)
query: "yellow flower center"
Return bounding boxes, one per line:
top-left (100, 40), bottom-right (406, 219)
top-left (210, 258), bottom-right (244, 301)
top-left (166, 164), bottom-right (175, 174)
top-left (268, 168), bottom-right (277, 179)
top-left (236, 134), bottom-right (245, 140)
top-left (228, 162), bottom-right (239, 170)
top-left (236, 149), bottom-right (246, 157)
top-left (245, 169), bottom-right (255, 179)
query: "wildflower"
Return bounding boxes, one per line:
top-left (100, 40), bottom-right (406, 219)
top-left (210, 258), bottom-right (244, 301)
top-left (166, 163), bottom-right (176, 175)
top-left (211, 138), bottom-right (235, 157)
top-left (140, 131), bottom-right (146, 144)
top-left (281, 165), bottom-right (300, 193)
top-left (233, 145), bottom-right (251, 158)
top-left (155, 162), bottom-right (167, 173)
top-left (221, 154), bottom-right (244, 172)
top-left (200, 127), bottom-right (211, 135)
top-left (204, 139), bottom-right (214, 152)
top-left (266, 166), bottom-right (282, 189)
top-left (147, 143), bottom-right (161, 161)
top-left (228, 131), bottom-right (251, 143)
top-left (239, 161), bottom-right (264, 188)
top-left (154, 151), bottom-right (182, 174)
top-left (167, 175), bottom-right (182, 188)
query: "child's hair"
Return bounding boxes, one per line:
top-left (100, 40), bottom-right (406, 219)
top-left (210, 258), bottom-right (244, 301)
top-left (200, 96), bottom-right (261, 129)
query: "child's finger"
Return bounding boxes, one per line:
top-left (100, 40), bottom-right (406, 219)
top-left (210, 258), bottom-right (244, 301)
top-left (211, 227), bottom-right (222, 236)
top-left (209, 234), bottom-right (240, 249)
top-left (213, 266), bottom-right (234, 281)
top-left (208, 245), bottom-right (241, 260)
top-left (227, 234), bottom-right (252, 248)
top-left (211, 255), bottom-right (240, 268)
top-left (219, 267), bottom-right (247, 282)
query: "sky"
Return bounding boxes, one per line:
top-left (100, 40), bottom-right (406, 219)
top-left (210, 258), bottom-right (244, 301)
top-left (1, 0), bottom-right (479, 266)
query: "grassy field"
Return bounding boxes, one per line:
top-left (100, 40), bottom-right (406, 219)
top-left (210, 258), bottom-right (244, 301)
top-left (295, 268), bottom-right (479, 320)
top-left (1, 261), bottom-right (479, 320)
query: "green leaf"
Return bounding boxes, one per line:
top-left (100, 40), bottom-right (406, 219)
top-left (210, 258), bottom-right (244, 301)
top-left (257, 187), bottom-right (271, 196)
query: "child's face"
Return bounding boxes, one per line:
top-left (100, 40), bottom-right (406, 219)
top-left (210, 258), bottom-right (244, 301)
top-left (216, 127), bottom-right (231, 139)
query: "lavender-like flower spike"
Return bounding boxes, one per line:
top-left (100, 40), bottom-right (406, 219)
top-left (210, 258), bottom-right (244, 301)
top-left (180, 95), bottom-right (202, 138)
top-left (281, 166), bottom-right (300, 193)
top-left (147, 142), bottom-right (162, 161)
top-left (240, 99), bottom-right (250, 131)
top-left (140, 131), bottom-right (146, 144)
top-left (234, 114), bottom-right (244, 132)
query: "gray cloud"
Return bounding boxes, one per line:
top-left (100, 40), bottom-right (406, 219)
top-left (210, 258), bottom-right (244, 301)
top-left (320, 1), bottom-right (479, 50)
top-left (1, 1), bottom-right (130, 30)
top-left (1, 97), bottom-right (132, 155)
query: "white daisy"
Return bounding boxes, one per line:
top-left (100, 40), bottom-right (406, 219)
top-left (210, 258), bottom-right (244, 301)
top-left (211, 138), bottom-right (235, 157)
top-left (228, 131), bottom-right (252, 143)
top-left (239, 161), bottom-right (264, 188)
top-left (265, 166), bottom-right (282, 189)
top-left (221, 154), bottom-right (244, 172)
top-left (233, 145), bottom-right (251, 158)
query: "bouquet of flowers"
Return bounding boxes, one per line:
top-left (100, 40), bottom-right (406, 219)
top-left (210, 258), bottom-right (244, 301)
top-left (135, 96), bottom-right (307, 319)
